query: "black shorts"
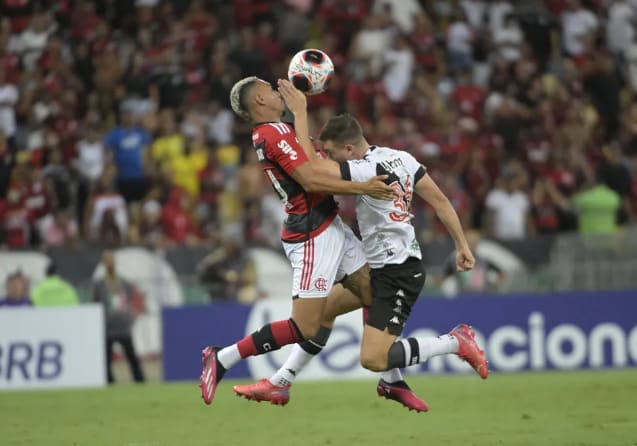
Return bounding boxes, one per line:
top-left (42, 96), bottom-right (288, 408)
top-left (366, 257), bottom-right (426, 336)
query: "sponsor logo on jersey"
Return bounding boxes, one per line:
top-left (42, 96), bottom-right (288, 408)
top-left (277, 139), bottom-right (298, 160)
top-left (378, 157), bottom-right (405, 173)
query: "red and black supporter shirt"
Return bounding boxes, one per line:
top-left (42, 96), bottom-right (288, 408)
top-left (252, 122), bottom-right (338, 243)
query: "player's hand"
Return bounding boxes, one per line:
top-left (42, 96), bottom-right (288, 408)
top-left (278, 79), bottom-right (307, 115)
top-left (456, 247), bottom-right (475, 272)
top-left (363, 175), bottom-right (395, 201)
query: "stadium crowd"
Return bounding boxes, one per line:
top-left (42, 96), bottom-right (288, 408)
top-left (1, 0), bottom-right (637, 253)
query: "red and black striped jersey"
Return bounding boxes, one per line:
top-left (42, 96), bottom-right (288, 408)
top-left (252, 122), bottom-right (338, 242)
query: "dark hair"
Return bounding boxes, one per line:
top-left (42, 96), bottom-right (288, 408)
top-left (318, 113), bottom-right (364, 145)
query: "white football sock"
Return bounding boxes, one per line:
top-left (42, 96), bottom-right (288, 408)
top-left (269, 344), bottom-right (314, 387)
top-left (381, 368), bottom-right (404, 383)
top-left (217, 344), bottom-right (241, 370)
top-left (417, 335), bottom-right (459, 361)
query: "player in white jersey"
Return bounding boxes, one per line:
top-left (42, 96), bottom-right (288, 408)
top-left (234, 81), bottom-right (488, 412)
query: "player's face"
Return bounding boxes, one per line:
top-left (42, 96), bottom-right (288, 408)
top-left (255, 80), bottom-right (284, 115)
top-left (322, 140), bottom-right (355, 162)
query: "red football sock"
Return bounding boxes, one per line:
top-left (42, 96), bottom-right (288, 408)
top-left (237, 319), bottom-right (304, 358)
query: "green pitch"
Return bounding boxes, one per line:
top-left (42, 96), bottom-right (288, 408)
top-left (1, 370), bottom-right (636, 446)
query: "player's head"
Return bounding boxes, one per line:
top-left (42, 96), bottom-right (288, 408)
top-left (230, 76), bottom-right (284, 123)
top-left (318, 113), bottom-right (367, 162)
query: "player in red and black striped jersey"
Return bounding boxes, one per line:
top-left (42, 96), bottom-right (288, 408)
top-left (199, 76), bottom-right (395, 406)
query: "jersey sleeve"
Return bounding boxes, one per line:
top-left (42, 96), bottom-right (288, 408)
top-left (339, 159), bottom-right (376, 182)
top-left (262, 124), bottom-right (309, 175)
top-left (402, 152), bottom-right (427, 184)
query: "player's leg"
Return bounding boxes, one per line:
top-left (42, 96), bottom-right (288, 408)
top-left (203, 220), bottom-right (346, 405)
top-left (199, 238), bottom-right (317, 405)
top-left (262, 222), bottom-right (369, 390)
top-left (233, 219), bottom-right (359, 403)
top-left (360, 258), bottom-right (488, 379)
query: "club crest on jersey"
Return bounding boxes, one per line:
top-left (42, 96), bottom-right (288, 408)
top-left (314, 277), bottom-right (328, 292)
top-left (277, 139), bottom-right (298, 160)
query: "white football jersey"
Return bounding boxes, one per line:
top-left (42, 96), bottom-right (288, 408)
top-left (340, 146), bottom-right (427, 268)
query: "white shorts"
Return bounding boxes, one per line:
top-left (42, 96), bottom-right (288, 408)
top-left (282, 216), bottom-right (367, 298)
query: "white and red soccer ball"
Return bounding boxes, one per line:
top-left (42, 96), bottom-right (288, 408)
top-left (287, 49), bottom-right (334, 96)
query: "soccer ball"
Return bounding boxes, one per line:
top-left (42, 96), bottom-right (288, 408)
top-left (287, 49), bottom-right (334, 96)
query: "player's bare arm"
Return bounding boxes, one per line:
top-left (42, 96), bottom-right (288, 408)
top-left (277, 79), bottom-right (316, 160)
top-left (414, 172), bottom-right (475, 272)
top-left (288, 161), bottom-right (393, 200)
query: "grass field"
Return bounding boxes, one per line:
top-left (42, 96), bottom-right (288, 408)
top-left (1, 370), bottom-right (636, 446)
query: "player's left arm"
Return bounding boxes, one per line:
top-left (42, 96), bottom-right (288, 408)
top-left (414, 171), bottom-right (475, 272)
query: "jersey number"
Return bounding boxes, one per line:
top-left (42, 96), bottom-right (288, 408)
top-left (389, 176), bottom-right (412, 222)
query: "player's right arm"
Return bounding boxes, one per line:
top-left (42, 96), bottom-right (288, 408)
top-left (261, 128), bottom-right (393, 200)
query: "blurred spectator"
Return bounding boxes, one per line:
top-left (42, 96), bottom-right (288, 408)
top-left (42, 148), bottom-right (73, 211)
top-left (382, 34), bottom-right (414, 103)
top-left (37, 208), bottom-right (78, 247)
top-left (75, 124), bottom-right (107, 186)
top-left (161, 188), bottom-right (199, 246)
top-left (31, 263), bottom-right (79, 307)
top-left (0, 131), bottom-right (14, 196)
top-left (93, 250), bottom-right (145, 384)
top-left (350, 12), bottom-right (394, 79)
top-left (0, 271), bottom-right (32, 307)
top-left (0, 66), bottom-right (18, 144)
top-left (561, 0), bottom-right (598, 57)
top-left (373, 0), bottom-right (421, 33)
top-left (531, 177), bottom-right (570, 234)
top-left (1, 187), bottom-right (30, 248)
top-left (196, 233), bottom-right (257, 302)
top-left (606, 0), bottom-right (634, 57)
top-left (136, 199), bottom-right (163, 247)
top-left (105, 102), bottom-right (151, 203)
top-left (484, 167), bottom-right (532, 241)
top-left (596, 145), bottom-right (635, 224)
top-left (8, 11), bottom-right (56, 70)
top-left (450, 70), bottom-right (486, 121)
top-left (169, 134), bottom-right (207, 199)
top-left (319, 0), bottom-right (370, 51)
top-left (492, 13), bottom-right (523, 63)
top-left (205, 100), bottom-right (234, 146)
top-left (446, 9), bottom-right (474, 74)
top-left (74, 123), bottom-right (107, 219)
top-left (85, 175), bottom-right (128, 245)
top-left (572, 169), bottom-right (621, 235)
top-left (151, 108), bottom-right (184, 172)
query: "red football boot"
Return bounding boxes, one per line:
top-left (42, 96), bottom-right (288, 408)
top-left (449, 324), bottom-right (489, 379)
top-left (377, 379), bottom-right (429, 412)
top-left (233, 379), bottom-right (291, 406)
top-left (200, 346), bottom-right (224, 405)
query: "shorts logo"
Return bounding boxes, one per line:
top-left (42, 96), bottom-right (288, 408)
top-left (314, 278), bottom-right (328, 292)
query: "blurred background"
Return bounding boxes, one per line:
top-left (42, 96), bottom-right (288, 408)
top-left (1, 0), bottom-right (636, 386)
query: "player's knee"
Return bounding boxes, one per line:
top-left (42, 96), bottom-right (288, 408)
top-left (360, 351), bottom-right (387, 372)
